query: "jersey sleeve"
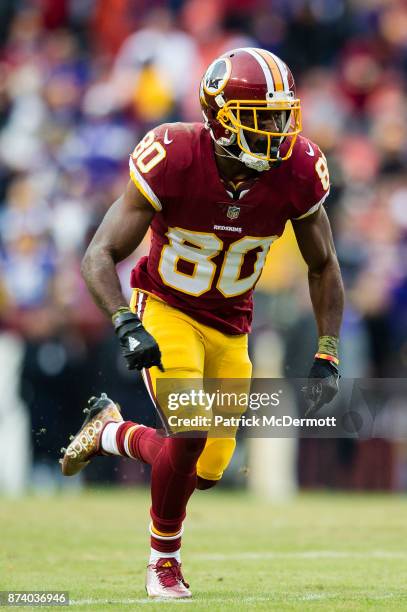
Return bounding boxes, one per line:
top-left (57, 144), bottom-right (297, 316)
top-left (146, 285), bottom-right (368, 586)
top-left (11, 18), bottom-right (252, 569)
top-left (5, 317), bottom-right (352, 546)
top-left (289, 138), bottom-right (330, 220)
top-left (129, 125), bottom-right (169, 211)
top-left (129, 123), bottom-right (192, 212)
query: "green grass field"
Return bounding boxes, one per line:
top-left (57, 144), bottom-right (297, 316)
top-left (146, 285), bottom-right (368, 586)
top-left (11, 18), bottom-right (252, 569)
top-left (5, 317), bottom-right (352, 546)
top-left (1, 488), bottom-right (407, 610)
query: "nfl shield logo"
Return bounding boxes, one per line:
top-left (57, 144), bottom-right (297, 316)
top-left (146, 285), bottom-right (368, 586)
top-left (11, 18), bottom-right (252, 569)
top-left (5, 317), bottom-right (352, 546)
top-left (227, 205), bottom-right (240, 220)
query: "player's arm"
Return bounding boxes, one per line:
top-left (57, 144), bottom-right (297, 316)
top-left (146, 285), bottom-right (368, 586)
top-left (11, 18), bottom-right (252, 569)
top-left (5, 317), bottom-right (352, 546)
top-left (82, 179), bottom-right (153, 316)
top-left (292, 206), bottom-right (344, 413)
top-left (292, 205), bottom-right (344, 339)
top-left (81, 180), bottom-right (163, 370)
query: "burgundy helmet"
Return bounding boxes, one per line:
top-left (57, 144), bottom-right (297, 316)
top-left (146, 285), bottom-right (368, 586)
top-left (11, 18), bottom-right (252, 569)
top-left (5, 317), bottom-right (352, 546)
top-left (200, 48), bottom-right (302, 169)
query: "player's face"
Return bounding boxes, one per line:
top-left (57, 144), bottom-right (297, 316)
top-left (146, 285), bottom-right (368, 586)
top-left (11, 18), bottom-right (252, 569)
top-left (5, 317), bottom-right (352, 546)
top-left (238, 109), bottom-right (287, 156)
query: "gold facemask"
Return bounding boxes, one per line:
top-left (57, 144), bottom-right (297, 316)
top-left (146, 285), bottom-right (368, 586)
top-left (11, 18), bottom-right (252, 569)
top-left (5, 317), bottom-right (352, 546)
top-left (217, 98), bottom-right (302, 161)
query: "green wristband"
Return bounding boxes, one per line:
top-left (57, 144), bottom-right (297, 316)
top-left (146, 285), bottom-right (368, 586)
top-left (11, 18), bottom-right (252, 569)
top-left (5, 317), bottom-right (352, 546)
top-left (318, 335), bottom-right (339, 359)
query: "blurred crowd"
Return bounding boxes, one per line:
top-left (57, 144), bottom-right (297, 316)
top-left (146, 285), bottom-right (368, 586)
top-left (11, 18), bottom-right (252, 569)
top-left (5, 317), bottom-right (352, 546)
top-left (0, 0), bottom-right (406, 491)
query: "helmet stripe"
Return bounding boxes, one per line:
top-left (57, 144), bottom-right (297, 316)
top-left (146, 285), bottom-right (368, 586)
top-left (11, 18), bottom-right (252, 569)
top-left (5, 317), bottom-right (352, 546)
top-left (256, 49), bottom-right (284, 92)
top-left (243, 48), bottom-right (275, 93)
top-left (268, 51), bottom-right (290, 91)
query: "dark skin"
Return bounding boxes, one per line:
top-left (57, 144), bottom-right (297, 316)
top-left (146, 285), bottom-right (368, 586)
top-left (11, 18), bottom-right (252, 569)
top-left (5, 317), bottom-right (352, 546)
top-left (81, 180), bottom-right (154, 317)
top-left (82, 141), bottom-right (344, 342)
top-left (292, 204), bottom-right (344, 338)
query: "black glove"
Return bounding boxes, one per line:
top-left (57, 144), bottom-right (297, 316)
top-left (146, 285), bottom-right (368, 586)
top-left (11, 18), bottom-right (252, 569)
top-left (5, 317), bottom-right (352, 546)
top-left (113, 311), bottom-right (164, 372)
top-left (302, 358), bottom-right (339, 416)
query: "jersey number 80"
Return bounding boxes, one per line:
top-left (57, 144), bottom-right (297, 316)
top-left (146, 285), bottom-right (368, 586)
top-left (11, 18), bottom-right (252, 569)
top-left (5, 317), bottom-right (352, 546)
top-left (158, 227), bottom-right (277, 298)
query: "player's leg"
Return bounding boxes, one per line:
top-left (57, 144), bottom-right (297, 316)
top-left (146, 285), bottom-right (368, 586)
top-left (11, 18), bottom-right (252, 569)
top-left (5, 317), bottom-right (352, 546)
top-left (62, 418), bottom-right (201, 600)
top-left (67, 300), bottom-right (250, 495)
top-left (95, 323), bottom-right (251, 494)
top-left (196, 330), bottom-right (252, 489)
top-left (61, 293), bottom-right (208, 597)
top-left (111, 292), bottom-right (208, 597)
top-left (136, 293), bottom-right (211, 597)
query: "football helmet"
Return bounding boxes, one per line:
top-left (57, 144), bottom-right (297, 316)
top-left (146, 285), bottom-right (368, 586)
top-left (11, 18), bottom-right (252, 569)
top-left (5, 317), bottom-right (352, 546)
top-left (200, 47), bottom-right (302, 171)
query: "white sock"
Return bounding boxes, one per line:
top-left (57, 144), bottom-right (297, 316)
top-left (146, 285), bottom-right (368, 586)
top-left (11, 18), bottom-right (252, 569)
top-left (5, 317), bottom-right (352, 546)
top-left (149, 548), bottom-right (181, 564)
top-left (100, 422), bottom-right (122, 455)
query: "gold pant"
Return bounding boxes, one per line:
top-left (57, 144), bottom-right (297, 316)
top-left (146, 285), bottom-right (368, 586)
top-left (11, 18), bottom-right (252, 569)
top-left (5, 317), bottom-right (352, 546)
top-left (130, 290), bottom-right (252, 481)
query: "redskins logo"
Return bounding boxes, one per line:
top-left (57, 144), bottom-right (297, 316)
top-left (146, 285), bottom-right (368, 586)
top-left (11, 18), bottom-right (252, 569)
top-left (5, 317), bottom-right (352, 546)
top-left (203, 58), bottom-right (232, 96)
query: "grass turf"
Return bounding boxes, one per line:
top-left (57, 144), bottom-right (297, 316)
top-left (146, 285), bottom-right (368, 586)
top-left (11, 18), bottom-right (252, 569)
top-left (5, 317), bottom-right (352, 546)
top-left (1, 488), bottom-right (407, 610)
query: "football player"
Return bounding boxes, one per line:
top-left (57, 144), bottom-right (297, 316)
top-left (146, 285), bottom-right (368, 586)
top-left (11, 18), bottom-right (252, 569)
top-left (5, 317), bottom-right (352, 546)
top-left (60, 48), bottom-right (344, 598)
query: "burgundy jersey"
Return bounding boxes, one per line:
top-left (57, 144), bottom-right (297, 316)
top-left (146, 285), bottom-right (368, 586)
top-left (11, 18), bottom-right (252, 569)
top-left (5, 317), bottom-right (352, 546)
top-left (129, 123), bottom-right (330, 335)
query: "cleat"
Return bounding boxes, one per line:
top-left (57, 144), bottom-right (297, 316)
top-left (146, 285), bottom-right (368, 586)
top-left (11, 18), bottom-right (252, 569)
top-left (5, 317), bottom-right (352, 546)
top-left (60, 447), bottom-right (67, 454)
top-left (146, 558), bottom-right (191, 599)
top-left (83, 408), bottom-right (90, 414)
top-left (60, 394), bottom-right (123, 477)
top-left (69, 435), bottom-right (74, 441)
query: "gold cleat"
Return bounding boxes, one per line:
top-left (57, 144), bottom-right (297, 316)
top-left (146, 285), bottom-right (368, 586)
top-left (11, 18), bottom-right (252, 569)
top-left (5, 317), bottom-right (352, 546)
top-left (60, 393), bottom-right (122, 476)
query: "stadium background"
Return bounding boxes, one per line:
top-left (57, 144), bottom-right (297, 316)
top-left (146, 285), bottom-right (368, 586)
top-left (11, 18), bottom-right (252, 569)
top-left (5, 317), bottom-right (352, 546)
top-left (0, 0), bottom-right (406, 498)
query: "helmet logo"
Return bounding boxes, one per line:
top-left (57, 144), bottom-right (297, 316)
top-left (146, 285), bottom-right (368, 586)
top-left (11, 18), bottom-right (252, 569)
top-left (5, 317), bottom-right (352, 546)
top-left (203, 58), bottom-right (232, 96)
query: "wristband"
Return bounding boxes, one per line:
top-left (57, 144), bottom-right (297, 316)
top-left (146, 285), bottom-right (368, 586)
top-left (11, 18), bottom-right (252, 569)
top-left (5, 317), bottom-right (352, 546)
top-left (315, 335), bottom-right (339, 366)
top-left (111, 307), bottom-right (131, 324)
top-left (317, 335), bottom-right (339, 358)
